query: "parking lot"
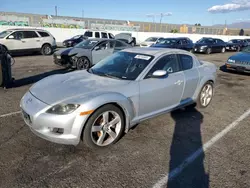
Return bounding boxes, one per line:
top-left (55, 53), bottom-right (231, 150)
top-left (0, 52), bottom-right (250, 188)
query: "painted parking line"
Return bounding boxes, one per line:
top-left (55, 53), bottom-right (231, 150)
top-left (153, 108), bottom-right (250, 188)
top-left (0, 111), bottom-right (21, 118)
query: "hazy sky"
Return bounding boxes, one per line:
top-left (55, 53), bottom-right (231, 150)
top-left (1, 0), bottom-right (250, 26)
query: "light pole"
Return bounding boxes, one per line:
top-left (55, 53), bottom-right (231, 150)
top-left (159, 12), bottom-right (172, 32)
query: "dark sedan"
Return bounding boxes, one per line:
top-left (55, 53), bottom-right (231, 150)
top-left (54, 38), bottom-right (131, 70)
top-left (226, 39), bottom-right (248, 52)
top-left (193, 37), bottom-right (227, 54)
top-left (62, 35), bottom-right (88, 47)
top-left (225, 46), bottom-right (250, 73)
top-left (151, 37), bottom-right (194, 51)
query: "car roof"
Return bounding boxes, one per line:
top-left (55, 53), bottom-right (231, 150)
top-left (122, 47), bottom-right (189, 56)
top-left (6, 28), bottom-right (49, 32)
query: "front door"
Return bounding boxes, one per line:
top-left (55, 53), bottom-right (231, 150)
top-left (92, 40), bottom-right (115, 64)
top-left (139, 54), bottom-right (185, 118)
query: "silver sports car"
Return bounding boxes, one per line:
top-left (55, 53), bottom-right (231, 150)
top-left (20, 47), bottom-right (217, 149)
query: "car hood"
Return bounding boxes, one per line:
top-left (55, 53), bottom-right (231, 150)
top-left (229, 52), bottom-right (250, 61)
top-left (29, 71), bottom-right (131, 105)
top-left (54, 47), bottom-right (90, 56)
top-left (63, 39), bottom-right (75, 43)
top-left (141, 41), bottom-right (155, 46)
top-left (194, 43), bottom-right (208, 47)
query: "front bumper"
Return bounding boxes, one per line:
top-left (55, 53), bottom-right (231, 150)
top-left (225, 62), bottom-right (250, 72)
top-left (20, 91), bottom-right (87, 145)
top-left (53, 54), bottom-right (72, 67)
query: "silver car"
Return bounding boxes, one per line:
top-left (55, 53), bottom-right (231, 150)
top-left (20, 47), bottom-right (217, 149)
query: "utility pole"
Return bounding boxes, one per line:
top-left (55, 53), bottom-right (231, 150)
top-left (55, 6), bottom-right (58, 16)
top-left (82, 10), bottom-right (84, 19)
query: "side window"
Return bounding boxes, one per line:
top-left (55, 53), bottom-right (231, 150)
top-left (179, 54), bottom-right (193, 71)
top-left (98, 41), bottom-right (113, 50)
top-left (23, 31), bottom-right (39, 38)
top-left (84, 31), bottom-right (93, 37)
top-left (38, 31), bottom-right (50, 37)
top-left (95, 32), bottom-right (100, 38)
top-left (115, 40), bottom-right (126, 48)
top-left (182, 39), bottom-right (188, 44)
top-left (101, 32), bottom-right (108, 38)
top-left (145, 54), bottom-right (180, 79)
top-left (10, 31), bottom-right (24, 39)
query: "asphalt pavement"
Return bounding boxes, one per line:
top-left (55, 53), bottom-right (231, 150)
top-left (0, 52), bottom-right (249, 188)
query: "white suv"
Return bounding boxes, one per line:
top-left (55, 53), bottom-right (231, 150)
top-left (0, 28), bottom-right (57, 55)
top-left (83, 30), bottom-right (115, 39)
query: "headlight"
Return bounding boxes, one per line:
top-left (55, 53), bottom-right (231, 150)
top-left (46, 104), bottom-right (80, 115)
top-left (71, 55), bottom-right (78, 62)
top-left (228, 59), bottom-right (235, 63)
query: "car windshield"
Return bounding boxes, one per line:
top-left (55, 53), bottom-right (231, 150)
top-left (242, 46), bottom-right (250, 53)
top-left (157, 38), bottom-right (177, 45)
top-left (89, 51), bottom-right (154, 80)
top-left (74, 39), bottom-right (99, 49)
top-left (0, 30), bottom-right (13, 38)
top-left (145, 37), bottom-right (158, 42)
top-left (71, 35), bottom-right (82, 39)
top-left (196, 38), bottom-right (213, 44)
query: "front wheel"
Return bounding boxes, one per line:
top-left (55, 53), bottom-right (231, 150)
top-left (221, 47), bottom-right (226, 53)
top-left (76, 57), bottom-right (90, 70)
top-left (196, 81), bottom-right (214, 108)
top-left (206, 48), bottom-right (212, 55)
top-left (83, 104), bottom-right (125, 149)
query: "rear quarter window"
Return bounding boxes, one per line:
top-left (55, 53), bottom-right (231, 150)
top-left (38, 31), bottom-right (50, 37)
top-left (179, 54), bottom-right (193, 70)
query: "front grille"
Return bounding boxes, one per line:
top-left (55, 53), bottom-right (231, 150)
top-left (236, 61), bottom-right (250, 66)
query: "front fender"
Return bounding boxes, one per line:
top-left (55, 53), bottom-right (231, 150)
top-left (73, 91), bottom-right (136, 133)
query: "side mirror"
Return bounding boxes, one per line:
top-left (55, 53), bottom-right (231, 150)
top-left (94, 46), bottom-right (100, 51)
top-left (151, 70), bottom-right (168, 78)
top-left (8, 35), bottom-right (14, 39)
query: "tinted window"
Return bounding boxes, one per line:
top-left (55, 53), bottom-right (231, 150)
top-left (101, 32), bottom-right (108, 38)
top-left (74, 39), bottom-right (99, 49)
top-left (179, 54), bottom-right (193, 70)
top-left (181, 39), bottom-right (188, 44)
top-left (115, 40), bottom-right (126, 47)
top-left (23, 31), bottom-right (39, 38)
top-left (145, 54), bottom-right (180, 78)
top-left (38, 31), bottom-right (50, 37)
top-left (84, 31), bottom-right (93, 37)
top-left (95, 32), bottom-right (100, 38)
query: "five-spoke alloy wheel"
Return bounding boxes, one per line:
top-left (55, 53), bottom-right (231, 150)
top-left (83, 104), bottom-right (125, 149)
top-left (197, 82), bottom-right (214, 108)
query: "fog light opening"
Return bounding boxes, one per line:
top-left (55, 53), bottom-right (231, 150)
top-left (49, 127), bottom-right (64, 134)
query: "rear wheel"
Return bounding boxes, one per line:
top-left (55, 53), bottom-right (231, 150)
top-left (41, 44), bottom-right (52, 55)
top-left (83, 104), bottom-right (125, 149)
top-left (196, 81), bottom-right (214, 108)
top-left (76, 57), bottom-right (90, 70)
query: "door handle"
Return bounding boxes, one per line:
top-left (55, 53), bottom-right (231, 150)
top-left (174, 80), bottom-right (183, 85)
top-left (36, 40), bottom-right (40, 42)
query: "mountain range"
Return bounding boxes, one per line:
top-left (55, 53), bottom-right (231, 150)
top-left (213, 21), bottom-right (250, 29)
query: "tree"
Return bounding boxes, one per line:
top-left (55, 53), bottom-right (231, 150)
top-left (195, 23), bottom-right (201, 26)
top-left (171, 29), bottom-right (178, 33)
top-left (239, 29), bottom-right (244, 36)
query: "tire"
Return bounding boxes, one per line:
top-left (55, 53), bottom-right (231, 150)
top-left (196, 81), bottom-right (214, 108)
top-left (76, 57), bottom-right (90, 70)
top-left (206, 48), bottom-right (212, 55)
top-left (41, 44), bottom-right (52, 55)
top-left (83, 104), bottom-right (125, 149)
top-left (221, 47), bottom-right (226, 53)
